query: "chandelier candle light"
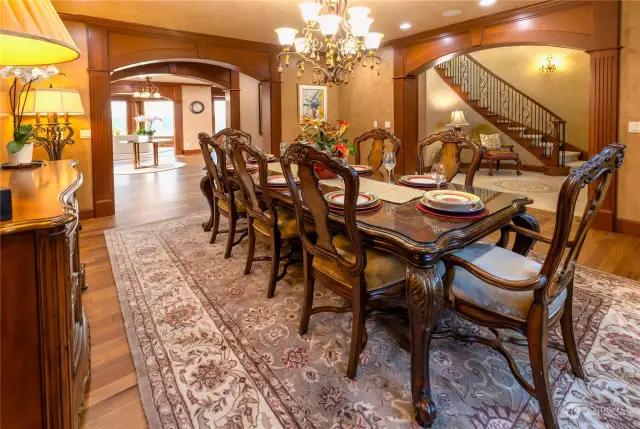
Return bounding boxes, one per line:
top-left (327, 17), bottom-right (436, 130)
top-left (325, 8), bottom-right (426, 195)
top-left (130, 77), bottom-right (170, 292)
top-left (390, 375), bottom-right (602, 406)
top-left (275, 1), bottom-right (384, 85)
top-left (133, 76), bottom-right (162, 98)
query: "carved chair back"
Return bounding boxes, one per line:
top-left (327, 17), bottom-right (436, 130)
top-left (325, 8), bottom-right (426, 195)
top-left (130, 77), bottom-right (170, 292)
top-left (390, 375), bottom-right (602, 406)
top-left (415, 130), bottom-right (482, 186)
top-left (213, 127), bottom-right (252, 146)
top-left (281, 143), bottom-right (366, 277)
top-left (540, 143), bottom-right (626, 301)
top-left (227, 138), bottom-right (276, 228)
top-left (354, 128), bottom-right (401, 172)
top-left (199, 132), bottom-right (234, 204)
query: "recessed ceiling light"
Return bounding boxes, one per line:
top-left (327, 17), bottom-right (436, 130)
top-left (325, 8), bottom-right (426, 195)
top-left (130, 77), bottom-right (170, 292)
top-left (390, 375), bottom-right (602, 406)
top-left (479, 0), bottom-right (497, 6)
top-left (442, 10), bottom-right (463, 17)
top-left (399, 22), bottom-right (412, 30)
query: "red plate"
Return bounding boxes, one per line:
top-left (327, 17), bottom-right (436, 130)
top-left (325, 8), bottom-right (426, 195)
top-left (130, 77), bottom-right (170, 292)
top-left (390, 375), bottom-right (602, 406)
top-left (399, 175), bottom-right (447, 188)
top-left (352, 165), bottom-right (373, 174)
top-left (226, 164), bottom-right (258, 173)
top-left (267, 175), bottom-right (298, 187)
top-left (415, 202), bottom-right (489, 220)
top-left (329, 200), bottom-right (382, 214)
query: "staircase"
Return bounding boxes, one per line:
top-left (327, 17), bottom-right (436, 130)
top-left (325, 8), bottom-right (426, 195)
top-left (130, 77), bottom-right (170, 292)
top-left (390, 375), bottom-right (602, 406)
top-left (435, 55), bottom-right (581, 175)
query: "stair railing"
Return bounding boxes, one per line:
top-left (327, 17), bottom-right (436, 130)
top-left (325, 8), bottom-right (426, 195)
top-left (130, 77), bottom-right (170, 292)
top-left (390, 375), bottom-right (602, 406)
top-left (437, 54), bottom-right (566, 167)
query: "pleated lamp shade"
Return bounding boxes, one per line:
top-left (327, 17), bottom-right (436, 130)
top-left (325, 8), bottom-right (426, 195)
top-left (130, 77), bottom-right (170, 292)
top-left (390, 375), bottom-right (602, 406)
top-left (0, 0), bottom-right (80, 66)
top-left (21, 88), bottom-right (85, 115)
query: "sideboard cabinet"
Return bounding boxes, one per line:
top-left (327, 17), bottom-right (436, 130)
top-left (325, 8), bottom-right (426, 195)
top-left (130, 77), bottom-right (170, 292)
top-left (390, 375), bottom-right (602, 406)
top-left (1, 160), bottom-right (90, 429)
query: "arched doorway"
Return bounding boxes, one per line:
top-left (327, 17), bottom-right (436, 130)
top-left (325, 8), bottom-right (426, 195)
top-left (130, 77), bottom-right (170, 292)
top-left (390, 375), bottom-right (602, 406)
top-left (84, 21), bottom-right (281, 217)
top-left (391, 0), bottom-right (620, 230)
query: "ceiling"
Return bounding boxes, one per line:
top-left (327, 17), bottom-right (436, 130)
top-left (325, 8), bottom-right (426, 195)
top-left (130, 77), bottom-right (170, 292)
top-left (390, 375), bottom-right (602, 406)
top-left (52, 0), bottom-right (542, 45)
top-left (120, 75), bottom-right (213, 85)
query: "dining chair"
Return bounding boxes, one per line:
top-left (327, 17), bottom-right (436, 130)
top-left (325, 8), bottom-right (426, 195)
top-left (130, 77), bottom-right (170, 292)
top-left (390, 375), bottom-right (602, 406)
top-left (281, 143), bottom-right (407, 379)
top-left (198, 132), bottom-right (248, 258)
top-left (354, 128), bottom-right (401, 173)
top-left (227, 137), bottom-right (308, 298)
top-left (213, 127), bottom-right (252, 145)
top-left (415, 129), bottom-right (483, 186)
top-left (439, 143), bottom-right (626, 429)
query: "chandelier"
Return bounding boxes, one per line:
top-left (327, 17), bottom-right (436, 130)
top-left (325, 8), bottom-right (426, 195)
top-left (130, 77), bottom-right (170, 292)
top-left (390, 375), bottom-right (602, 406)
top-left (539, 56), bottom-right (557, 77)
top-left (275, 1), bottom-right (383, 85)
top-left (133, 76), bottom-right (161, 98)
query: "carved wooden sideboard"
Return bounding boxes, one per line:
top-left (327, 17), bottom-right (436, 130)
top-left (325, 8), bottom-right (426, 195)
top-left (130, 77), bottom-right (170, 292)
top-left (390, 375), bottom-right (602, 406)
top-left (1, 160), bottom-right (90, 429)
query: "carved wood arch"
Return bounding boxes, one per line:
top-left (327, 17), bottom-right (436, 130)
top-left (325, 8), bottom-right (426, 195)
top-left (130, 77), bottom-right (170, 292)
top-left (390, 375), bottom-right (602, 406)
top-left (62, 14), bottom-right (283, 217)
top-left (110, 62), bottom-right (231, 89)
top-left (392, 0), bottom-right (621, 231)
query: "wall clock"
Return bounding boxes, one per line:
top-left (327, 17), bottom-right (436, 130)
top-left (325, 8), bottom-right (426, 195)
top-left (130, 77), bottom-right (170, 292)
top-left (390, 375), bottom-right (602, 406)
top-left (189, 101), bottom-right (205, 114)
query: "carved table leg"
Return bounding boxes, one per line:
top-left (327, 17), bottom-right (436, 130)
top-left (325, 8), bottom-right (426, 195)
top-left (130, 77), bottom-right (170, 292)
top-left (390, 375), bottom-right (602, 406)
top-left (200, 176), bottom-right (216, 231)
top-left (406, 264), bottom-right (444, 428)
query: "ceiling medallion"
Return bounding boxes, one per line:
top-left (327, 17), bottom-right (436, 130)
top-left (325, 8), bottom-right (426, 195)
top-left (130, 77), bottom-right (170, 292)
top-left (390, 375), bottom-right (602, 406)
top-left (275, 1), bottom-right (384, 85)
top-left (133, 76), bottom-right (161, 98)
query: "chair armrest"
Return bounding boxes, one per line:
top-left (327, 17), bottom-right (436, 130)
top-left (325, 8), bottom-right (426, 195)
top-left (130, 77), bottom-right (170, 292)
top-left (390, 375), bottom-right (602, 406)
top-left (443, 253), bottom-right (546, 292)
top-left (503, 224), bottom-right (574, 247)
top-left (501, 144), bottom-right (515, 152)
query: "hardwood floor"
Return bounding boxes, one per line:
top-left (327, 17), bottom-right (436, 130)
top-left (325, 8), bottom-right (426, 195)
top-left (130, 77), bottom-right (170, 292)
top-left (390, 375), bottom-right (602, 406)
top-left (79, 153), bottom-right (640, 428)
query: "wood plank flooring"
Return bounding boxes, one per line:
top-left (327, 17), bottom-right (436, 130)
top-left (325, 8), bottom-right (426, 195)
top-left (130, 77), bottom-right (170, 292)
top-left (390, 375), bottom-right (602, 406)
top-left (79, 154), bottom-right (640, 428)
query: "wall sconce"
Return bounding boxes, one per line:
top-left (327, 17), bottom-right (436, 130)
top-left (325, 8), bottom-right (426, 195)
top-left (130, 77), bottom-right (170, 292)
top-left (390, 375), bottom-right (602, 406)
top-left (539, 56), bottom-right (557, 77)
top-left (21, 87), bottom-right (85, 160)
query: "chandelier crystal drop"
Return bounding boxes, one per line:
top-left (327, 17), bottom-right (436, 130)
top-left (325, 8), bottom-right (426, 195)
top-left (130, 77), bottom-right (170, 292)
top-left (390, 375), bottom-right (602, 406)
top-left (133, 76), bottom-right (161, 98)
top-left (275, 0), bottom-right (384, 85)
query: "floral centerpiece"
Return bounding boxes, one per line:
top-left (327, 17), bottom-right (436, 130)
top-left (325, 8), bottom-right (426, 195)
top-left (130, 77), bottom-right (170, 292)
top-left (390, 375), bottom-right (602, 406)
top-left (2, 65), bottom-right (62, 165)
top-left (134, 115), bottom-right (163, 142)
top-left (298, 117), bottom-right (353, 179)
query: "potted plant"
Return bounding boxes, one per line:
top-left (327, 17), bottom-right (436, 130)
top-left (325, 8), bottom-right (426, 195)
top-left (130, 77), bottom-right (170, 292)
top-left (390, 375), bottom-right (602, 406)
top-left (134, 115), bottom-right (163, 143)
top-left (298, 117), bottom-right (354, 179)
top-left (1, 66), bottom-right (61, 165)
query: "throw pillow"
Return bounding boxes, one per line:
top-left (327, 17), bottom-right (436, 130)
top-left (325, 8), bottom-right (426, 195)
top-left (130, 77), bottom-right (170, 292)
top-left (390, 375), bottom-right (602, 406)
top-left (480, 133), bottom-right (502, 151)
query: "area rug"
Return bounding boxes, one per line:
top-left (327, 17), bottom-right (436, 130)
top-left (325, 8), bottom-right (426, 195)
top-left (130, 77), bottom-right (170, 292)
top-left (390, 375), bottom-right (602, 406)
top-left (105, 213), bottom-right (640, 428)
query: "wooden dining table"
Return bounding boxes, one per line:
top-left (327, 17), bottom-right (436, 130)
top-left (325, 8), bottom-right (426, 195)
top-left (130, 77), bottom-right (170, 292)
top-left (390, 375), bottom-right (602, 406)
top-left (200, 164), bottom-right (536, 428)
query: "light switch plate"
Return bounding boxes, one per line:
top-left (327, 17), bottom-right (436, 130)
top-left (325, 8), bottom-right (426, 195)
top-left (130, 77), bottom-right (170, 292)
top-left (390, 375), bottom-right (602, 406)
top-left (373, 121), bottom-right (378, 128)
top-left (629, 122), bottom-right (640, 133)
top-left (80, 129), bottom-right (91, 139)
top-left (384, 121), bottom-right (391, 129)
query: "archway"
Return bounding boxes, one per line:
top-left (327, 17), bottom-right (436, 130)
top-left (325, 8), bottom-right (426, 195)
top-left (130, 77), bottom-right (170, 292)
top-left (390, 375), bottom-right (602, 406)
top-left (391, 0), bottom-right (620, 230)
top-left (80, 18), bottom-right (281, 217)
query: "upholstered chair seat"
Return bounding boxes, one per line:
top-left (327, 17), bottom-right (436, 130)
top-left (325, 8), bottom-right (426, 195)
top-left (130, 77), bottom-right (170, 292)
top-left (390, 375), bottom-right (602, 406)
top-left (483, 150), bottom-right (520, 160)
top-left (253, 205), bottom-right (314, 239)
top-left (448, 243), bottom-right (567, 321)
top-left (313, 235), bottom-right (406, 294)
top-left (218, 190), bottom-right (246, 213)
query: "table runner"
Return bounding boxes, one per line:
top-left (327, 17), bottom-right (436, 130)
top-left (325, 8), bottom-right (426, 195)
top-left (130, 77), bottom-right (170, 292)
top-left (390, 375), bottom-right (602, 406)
top-left (267, 163), bottom-right (424, 204)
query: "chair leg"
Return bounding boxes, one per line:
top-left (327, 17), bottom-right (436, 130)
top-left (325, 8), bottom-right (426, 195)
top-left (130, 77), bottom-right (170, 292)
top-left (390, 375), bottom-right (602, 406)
top-left (244, 217), bottom-right (255, 275)
top-left (224, 211), bottom-right (237, 259)
top-left (299, 250), bottom-right (315, 335)
top-left (561, 286), bottom-right (587, 380)
top-left (210, 200), bottom-right (220, 244)
top-left (527, 304), bottom-right (559, 429)
top-left (346, 276), bottom-right (367, 379)
top-left (516, 159), bottom-right (523, 176)
top-left (488, 161), bottom-right (494, 176)
top-left (496, 160), bottom-right (501, 171)
top-left (266, 232), bottom-right (282, 299)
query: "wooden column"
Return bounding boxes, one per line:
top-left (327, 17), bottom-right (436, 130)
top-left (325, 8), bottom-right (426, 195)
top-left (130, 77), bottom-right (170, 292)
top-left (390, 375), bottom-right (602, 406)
top-left (87, 26), bottom-right (115, 217)
top-left (228, 70), bottom-right (241, 128)
top-left (588, 0), bottom-right (620, 231)
top-left (264, 51), bottom-right (282, 154)
top-left (174, 101), bottom-right (184, 154)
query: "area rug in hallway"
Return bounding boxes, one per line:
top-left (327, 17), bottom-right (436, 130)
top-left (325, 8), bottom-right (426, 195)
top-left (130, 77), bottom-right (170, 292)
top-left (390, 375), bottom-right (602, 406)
top-left (105, 213), bottom-right (640, 429)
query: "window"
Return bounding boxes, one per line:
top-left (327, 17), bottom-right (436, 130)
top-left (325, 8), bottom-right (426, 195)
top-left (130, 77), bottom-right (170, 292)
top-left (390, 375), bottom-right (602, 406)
top-left (214, 98), bottom-right (227, 133)
top-left (110, 100), bottom-right (127, 135)
top-left (143, 100), bottom-right (174, 136)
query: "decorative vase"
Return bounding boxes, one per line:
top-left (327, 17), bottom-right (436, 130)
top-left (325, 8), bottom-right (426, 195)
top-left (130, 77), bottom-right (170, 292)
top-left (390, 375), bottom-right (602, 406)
top-left (7, 143), bottom-right (34, 165)
top-left (138, 135), bottom-right (150, 143)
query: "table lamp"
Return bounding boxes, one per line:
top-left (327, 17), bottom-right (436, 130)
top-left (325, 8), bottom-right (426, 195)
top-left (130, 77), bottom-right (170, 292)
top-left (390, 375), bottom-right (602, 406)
top-left (0, 0), bottom-right (79, 66)
top-left (21, 87), bottom-right (85, 160)
top-left (447, 110), bottom-right (469, 132)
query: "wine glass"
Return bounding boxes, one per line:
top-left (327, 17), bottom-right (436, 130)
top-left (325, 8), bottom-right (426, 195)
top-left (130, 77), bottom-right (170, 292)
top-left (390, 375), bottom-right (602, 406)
top-left (383, 152), bottom-right (396, 184)
top-left (431, 161), bottom-right (447, 186)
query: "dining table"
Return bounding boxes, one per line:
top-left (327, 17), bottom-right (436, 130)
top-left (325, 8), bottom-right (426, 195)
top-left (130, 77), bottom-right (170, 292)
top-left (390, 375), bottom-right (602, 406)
top-left (200, 161), bottom-right (538, 428)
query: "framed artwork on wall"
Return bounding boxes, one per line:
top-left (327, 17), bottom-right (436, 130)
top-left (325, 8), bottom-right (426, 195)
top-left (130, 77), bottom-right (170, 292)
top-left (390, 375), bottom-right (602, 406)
top-left (298, 84), bottom-right (327, 121)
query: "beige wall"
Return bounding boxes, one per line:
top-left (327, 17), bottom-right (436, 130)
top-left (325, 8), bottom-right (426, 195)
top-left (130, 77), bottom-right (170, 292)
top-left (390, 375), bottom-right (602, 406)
top-left (470, 46), bottom-right (590, 151)
top-left (239, 73), bottom-right (264, 149)
top-left (181, 85), bottom-right (213, 151)
top-left (0, 20), bottom-right (93, 211)
top-left (618, 0), bottom-right (640, 224)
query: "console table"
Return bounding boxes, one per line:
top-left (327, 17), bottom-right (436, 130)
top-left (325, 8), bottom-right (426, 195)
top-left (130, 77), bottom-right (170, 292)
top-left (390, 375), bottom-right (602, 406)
top-left (0, 160), bottom-right (90, 429)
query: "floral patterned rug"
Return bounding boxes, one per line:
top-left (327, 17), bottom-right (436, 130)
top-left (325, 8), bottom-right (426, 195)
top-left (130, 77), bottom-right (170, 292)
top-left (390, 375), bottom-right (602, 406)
top-left (105, 213), bottom-right (640, 429)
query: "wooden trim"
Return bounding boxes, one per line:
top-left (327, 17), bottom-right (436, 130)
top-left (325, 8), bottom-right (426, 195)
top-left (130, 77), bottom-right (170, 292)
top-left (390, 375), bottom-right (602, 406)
top-left (79, 208), bottom-right (94, 220)
top-left (174, 101), bottom-right (184, 155)
top-left (110, 62), bottom-right (231, 89)
top-left (183, 149), bottom-right (201, 155)
top-left (615, 219), bottom-right (640, 237)
top-left (229, 71), bottom-right (241, 128)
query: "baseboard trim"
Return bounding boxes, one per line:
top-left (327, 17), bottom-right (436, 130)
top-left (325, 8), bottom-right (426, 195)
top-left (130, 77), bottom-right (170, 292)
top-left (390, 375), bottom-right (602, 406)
top-left (616, 218), bottom-right (640, 236)
top-left (183, 149), bottom-right (200, 155)
top-left (79, 208), bottom-right (94, 220)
